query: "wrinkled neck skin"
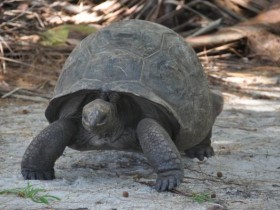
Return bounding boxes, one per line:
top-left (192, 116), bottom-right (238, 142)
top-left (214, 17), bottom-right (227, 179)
top-left (82, 93), bottom-right (124, 143)
top-left (101, 107), bottom-right (124, 142)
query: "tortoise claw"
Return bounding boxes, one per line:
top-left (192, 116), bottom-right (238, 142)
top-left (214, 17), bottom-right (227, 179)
top-left (155, 170), bottom-right (183, 192)
top-left (21, 168), bottom-right (55, 180)
top-left (185, 145), bottom-right (214, 161)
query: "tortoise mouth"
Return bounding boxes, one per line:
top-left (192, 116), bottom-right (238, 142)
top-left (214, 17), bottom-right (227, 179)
top-left (82, 116), bottom-right (108, 132)
top-left (82, 117), bottom-right (111, 138)
top-left (82, 118), bottom-right (123, 142)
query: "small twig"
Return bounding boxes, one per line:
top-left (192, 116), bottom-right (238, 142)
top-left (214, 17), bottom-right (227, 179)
top-left (156, 6), bottom-right (184, 24)
top-left (183, 175), bottom-right (244, 186)
top-left (135, 0), bottom-right (155, 19)
top-left (197, 43), bottom-right (234, 56)
top-left (1, 88), bottom-right (50, 102)
top-left (190, 18), bottom-right (222, 37)
top-left (183, 175), bottom-right (221, 183)
top-left (1, 87), bottom-right (23, 98)
top-left (137, 180), bottom-right (155, 188)
top-left (0, 35), bottom-right (14, 73)
top-left (0, 5), bottom-right (36, 27)
top-left (33, 12), bottom-right (45, 28)
top-left (0, 56), bottom-right (36, 68)
top-left (172, 20), bottom-right (199, 32)
top-left (145, 1), bottom-right (160, 21)
top-left (127, 2), bottom-right (145, 19)
top-left (6, 94), bottom-right (49, 102)
top-left (165, 0), bottom-right (211, 21)
top-left (169, 189), bottom-right (193, 197)
top-left (137, 180), bottom-right (213, 202)
top-left (0, 41), bottom-right (5, 73)
top-left (215, 124), bottom-right (258, 131)
top-left (200, 53), bottom-right (233, 59)
top-left (0, 36), bottom-right (13, 53)
top-left (186, 29), bottom-right (245, 48)
top-left (215, 4), bottom-right (247, 21)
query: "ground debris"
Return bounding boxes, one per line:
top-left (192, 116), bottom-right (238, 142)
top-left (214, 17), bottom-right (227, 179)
top-left (0, 92), bottom-right (280, 209)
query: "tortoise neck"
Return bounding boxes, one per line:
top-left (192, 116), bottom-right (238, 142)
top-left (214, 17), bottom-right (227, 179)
top-left (104, 105), bottom-right (124, 143)
top-left (100, 92), bottom-right (120, 104)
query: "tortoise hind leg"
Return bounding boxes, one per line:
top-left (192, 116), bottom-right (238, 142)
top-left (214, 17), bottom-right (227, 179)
top-left (184, 129), bottom-right (214, 161)
top-left (21, 119), bottom-right (77, 180)
top-left (185, 90), bottom-right (223, 161)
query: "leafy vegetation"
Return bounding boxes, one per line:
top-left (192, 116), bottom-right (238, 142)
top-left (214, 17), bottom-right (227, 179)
top-left (192, 192), bottom-right (213, 203)
top-left (0, 182), bottom-right (61, 205)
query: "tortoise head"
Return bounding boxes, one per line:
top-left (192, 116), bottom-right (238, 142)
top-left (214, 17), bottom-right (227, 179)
top-left (82, 99), bottom-right (117, 136)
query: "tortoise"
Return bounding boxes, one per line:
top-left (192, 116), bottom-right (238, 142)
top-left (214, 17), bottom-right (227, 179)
top-left (21, 19), bottom-right (223, 192)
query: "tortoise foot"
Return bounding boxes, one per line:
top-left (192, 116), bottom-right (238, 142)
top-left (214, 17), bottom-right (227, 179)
top-left (155, 169), bottom-right (183, 192)
top-left (185, 145), bottom-right (214, 161)
top-left (21, 168), bottom-right (55, 180)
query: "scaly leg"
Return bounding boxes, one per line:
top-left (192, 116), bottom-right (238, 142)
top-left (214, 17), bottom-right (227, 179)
top-left (21, 119), bottom-right (77, 180)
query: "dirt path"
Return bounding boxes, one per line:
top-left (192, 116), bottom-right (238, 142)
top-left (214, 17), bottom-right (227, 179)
top-left (0, 92), bottom-right (279, 210)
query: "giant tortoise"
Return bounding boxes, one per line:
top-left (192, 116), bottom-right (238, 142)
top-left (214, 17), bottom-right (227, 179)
top-left (21, 19), bottom-right (223, 192)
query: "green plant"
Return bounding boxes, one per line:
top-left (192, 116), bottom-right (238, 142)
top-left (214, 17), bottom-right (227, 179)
top-left (192, 192), bottom-right (213, 203)
top-left (0, 182), bottom-right (61, 204)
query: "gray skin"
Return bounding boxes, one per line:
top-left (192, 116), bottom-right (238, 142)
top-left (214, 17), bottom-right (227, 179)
top-left (21, 91), bottom-right (223, 192)
top-left (21, 20), bottom-right (224, 192)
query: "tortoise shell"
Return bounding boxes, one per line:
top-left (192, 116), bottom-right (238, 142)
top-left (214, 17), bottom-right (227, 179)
top-left (46, 20), bottom-right (214, 144)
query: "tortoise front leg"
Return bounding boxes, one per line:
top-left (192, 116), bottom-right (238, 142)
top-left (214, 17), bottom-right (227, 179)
top-left (136, 118), bottom-right (183, 192)
top-left (21, 119), bottom-right (77, 180)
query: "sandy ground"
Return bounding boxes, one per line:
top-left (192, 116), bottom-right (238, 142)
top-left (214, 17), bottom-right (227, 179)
top-left (0, 91), bottom-right (279, 210)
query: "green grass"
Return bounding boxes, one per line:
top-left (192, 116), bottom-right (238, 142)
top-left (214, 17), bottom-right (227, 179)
top-left (192, 192), bottom-right (213, 203)
top-left (0, 182), bottom-right (61, 205)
